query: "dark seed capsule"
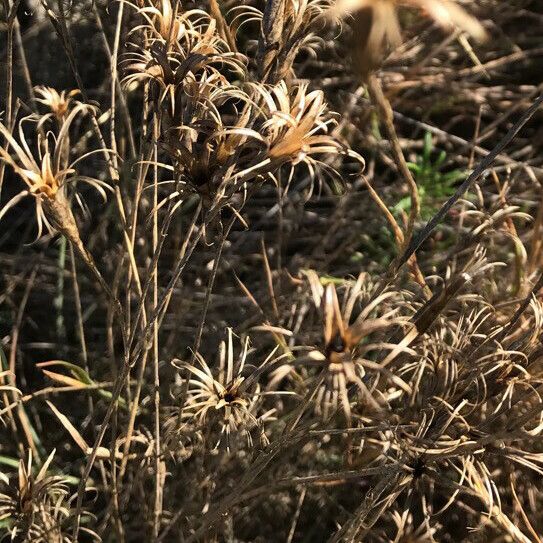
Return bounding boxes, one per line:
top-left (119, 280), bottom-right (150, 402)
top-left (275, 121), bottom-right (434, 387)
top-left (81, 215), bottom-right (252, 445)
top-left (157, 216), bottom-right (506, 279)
top-left (223, 391), bottom-right (236, 403)
top-left (412, 457), bottom-right (426, 479)
top-left (328, 332), bottom-right (346, 353)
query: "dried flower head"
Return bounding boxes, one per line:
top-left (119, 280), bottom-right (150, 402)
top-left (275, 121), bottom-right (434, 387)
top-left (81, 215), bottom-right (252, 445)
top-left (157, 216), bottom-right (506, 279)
top-left (0, 450), bottom-right (97, 542)
top-left (159, 79), bottom-right (264, 207)
top-left (293, 272), bottom-right (405, 422)
top-left (256, 81), bottom-right (340, 164)
top-left (173, 330), bottom-right (274, 450)
top-left (240, 81), bottom-right (364, 194)
top-left (124, 2), bottom-right (245, 104)
top-left (0, 103), bottom-right (111, 239)
top-left (35, 86), bottom-right (80, 121)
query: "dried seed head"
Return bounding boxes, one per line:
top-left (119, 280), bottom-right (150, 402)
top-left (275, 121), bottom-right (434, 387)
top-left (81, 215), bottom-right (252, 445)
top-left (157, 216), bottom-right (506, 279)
top-left (0, 102), bottom-right (111, 240)
top-left (0, 450), bottom-right (98, 543)
top-left (35, 86), bottom-right (80, 120)
top-left (294, 274), bottom-right (402, 422)
top-left (172, 330), bottom-right (269, 450)
top-left (257, 81), bottom-right (339, 164)
top-left (124, 2), bottom-right (245, 98)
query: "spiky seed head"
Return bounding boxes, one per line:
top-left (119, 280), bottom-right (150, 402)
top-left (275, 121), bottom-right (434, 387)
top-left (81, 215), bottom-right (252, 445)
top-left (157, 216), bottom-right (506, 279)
top-left (35, 86), bottom-right (80, 120)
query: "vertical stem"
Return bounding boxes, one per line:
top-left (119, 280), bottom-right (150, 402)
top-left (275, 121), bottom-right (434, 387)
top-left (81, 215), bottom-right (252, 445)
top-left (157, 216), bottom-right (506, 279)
top-left (191, 215), bottom-right (237, 358)
top-left (14, 17), bottom-right (36, 108)
top-left (0, 0), bottom-right (22, 192)
top-left (257, 0), bottom-right (285, 83)
top-left (367, 75), bottom-right (430, 296)
top-left (367, 74), bottom-right (419, 249)
top-left (152, 114), bottom-right (163, 539)
top-left (8, 266), bottom-right (40, 460)
top-left (54, 235), bottom-right (67, 347)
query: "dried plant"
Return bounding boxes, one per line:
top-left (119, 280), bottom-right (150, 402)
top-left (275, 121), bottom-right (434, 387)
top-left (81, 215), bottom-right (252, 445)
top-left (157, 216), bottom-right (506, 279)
top-left (2, 0), bottom-right (543, 541)
top-left (171, 330), bottom-right (276, 450)
top-left (0, 103), bottom-right (109, 238)
top-left (0, 451), bottom-right (97, 542)
top-left (281, 272), bottom-right (405, 421)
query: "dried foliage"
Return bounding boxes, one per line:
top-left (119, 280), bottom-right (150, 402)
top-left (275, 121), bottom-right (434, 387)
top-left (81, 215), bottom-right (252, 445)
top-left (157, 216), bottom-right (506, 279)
top-left (1, 0), bottom-right (543, 541)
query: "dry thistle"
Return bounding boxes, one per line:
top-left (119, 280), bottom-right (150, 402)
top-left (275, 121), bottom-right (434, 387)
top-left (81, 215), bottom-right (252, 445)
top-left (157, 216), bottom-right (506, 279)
top-left (256, 0), bottom-right (333, 83)
top-left (344, 286), bottom-right (543, 541)
top-left (258, 82), bottom-right (338, 162)
top-left (0, 96), bottom-right (119, 307)
top-left (158, 79), bottom-right (264, 207)
top-left (248, 81), bottom-right (363, 192)
top-left (124, 1), bottom-right (245, 104)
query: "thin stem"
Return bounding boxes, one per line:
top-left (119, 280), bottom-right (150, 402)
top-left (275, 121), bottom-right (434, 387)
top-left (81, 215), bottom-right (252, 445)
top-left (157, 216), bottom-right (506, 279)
top-left (152, 114), bottom-right (163, 540)
top-left (0, 0), bottom-right (23, 193)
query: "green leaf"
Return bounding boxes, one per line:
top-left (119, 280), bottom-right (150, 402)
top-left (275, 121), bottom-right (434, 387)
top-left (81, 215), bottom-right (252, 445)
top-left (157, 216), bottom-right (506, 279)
top-left (37, 361), bottom-right (127, 409)
top-left (435, 150), bottom-right (447, 168)
top-left (0, 455), bottom-right (20, 469)
top-left (38, 360), bottom-right (94, 385)
top-left (423, 131), bottom-right (433, 160)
